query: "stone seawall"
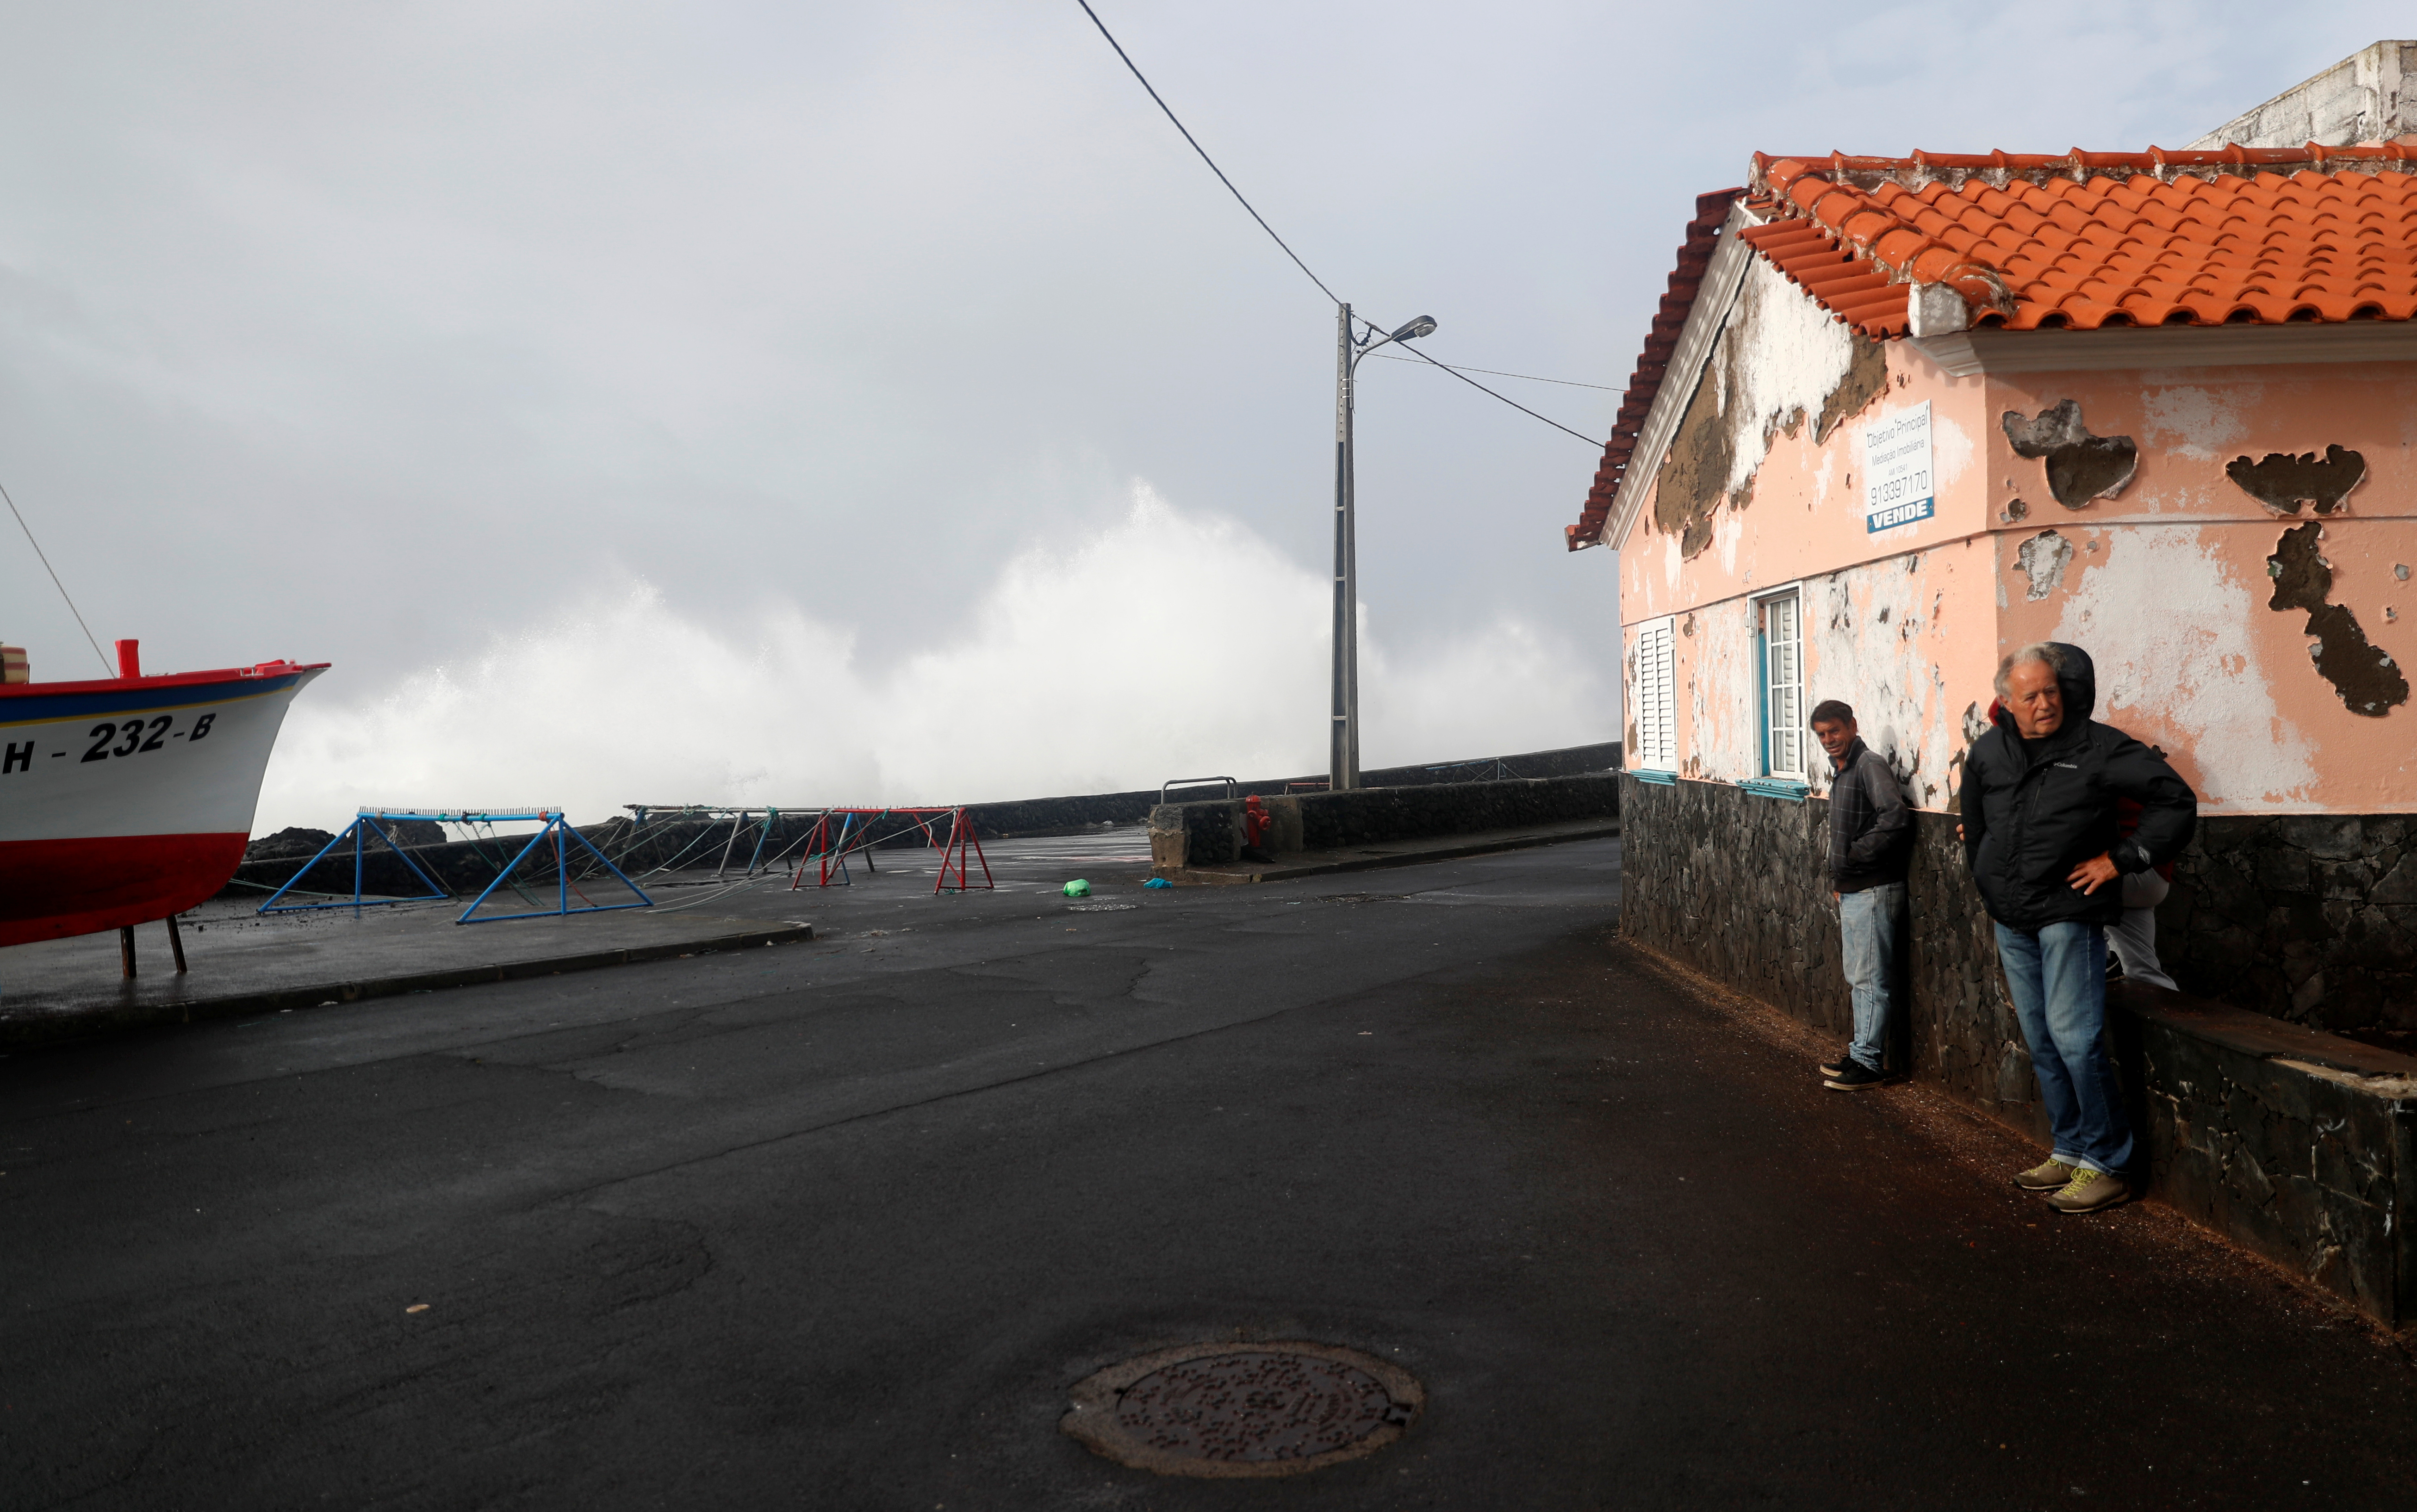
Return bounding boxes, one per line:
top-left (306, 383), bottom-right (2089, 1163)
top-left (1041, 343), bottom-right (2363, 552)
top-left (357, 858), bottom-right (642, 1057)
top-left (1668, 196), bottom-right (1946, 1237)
top-left (1149, 774), bottom-right (1621, 870)
top-left (1620, 772), bottom-right (2417, 1324)
top-left (223, 741), bottom-right (1627, 900)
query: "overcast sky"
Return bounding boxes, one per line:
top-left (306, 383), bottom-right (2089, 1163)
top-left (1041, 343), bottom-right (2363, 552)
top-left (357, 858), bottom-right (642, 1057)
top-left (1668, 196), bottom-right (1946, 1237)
top-left (0, 3), bottom-right (2402, 828)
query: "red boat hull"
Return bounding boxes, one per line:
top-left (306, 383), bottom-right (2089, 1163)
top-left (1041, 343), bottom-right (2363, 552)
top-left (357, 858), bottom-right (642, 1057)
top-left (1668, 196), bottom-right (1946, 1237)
top-left (0, 833), bottom-right (250, 947)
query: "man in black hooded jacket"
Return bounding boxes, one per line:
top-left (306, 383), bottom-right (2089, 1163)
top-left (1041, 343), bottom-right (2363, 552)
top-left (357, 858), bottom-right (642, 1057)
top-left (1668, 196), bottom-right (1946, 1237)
top-left (1960, 642), bottom-right (2195, 1214)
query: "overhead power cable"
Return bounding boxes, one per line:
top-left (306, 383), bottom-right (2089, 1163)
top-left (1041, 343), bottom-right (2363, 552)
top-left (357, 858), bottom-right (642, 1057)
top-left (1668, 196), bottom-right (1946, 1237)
top-left (1073, 0), bottom-right (1339, 306)
top-left (1075, 1), bottom-right (1607, 449)
top-left (1366, 352), bottom-right (1622, 392)
top-left (0, 477), bottom-right (111, 674)
top-left (1380, 337), bottom-right (1609, 447)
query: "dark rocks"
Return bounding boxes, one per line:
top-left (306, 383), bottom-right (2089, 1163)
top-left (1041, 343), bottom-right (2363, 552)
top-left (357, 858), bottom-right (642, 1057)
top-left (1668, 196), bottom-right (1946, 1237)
top-left (244, 828), bottom-right (338, 862)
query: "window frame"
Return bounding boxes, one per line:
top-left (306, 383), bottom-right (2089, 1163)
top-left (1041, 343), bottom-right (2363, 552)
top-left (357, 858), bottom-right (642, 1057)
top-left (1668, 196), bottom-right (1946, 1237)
top-left (1748, 584), bottom-right (1807, 781)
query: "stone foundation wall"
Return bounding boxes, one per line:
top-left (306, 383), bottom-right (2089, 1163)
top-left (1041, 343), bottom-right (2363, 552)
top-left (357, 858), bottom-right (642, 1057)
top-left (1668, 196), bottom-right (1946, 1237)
top-left (2163, 814), bottom-right (2417, 1035)
top-left (1620, 771), bottom-right (2417, 1324)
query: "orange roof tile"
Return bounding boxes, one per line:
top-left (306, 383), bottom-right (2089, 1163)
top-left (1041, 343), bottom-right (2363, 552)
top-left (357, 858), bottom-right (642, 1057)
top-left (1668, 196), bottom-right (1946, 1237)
top-left (1567, 143), bottom-right (2417, 550)
top-left (1744, 144), bottom-right (2417, 336)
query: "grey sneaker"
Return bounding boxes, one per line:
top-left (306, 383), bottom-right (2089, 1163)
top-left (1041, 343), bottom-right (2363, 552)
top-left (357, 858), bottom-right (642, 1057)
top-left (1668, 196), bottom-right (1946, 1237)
top-left (2046, 1167), bottom-right (2129, 1214)
top-left (2015, 1159), bottom-right (2076, 1192)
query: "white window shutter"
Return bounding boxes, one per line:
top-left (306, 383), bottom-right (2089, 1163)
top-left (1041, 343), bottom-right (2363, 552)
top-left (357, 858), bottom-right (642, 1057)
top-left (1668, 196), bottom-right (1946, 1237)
top-left (1634, 618), bottom-right (1676, 770)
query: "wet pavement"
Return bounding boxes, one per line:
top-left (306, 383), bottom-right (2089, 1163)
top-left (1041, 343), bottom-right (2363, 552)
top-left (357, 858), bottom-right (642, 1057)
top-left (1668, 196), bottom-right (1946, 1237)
top-left (0, 825), bottom-right (1151, 1040)
top-left (4, 835), bottom-right (2412, 1508)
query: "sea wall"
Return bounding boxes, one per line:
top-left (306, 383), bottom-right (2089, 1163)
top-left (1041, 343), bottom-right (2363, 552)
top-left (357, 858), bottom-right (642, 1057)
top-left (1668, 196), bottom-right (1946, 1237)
top-left (1149, 774), bottom-right (1622, 870)
top-left (1619, 772), bottom-right (2417, 1324)
top-left (223, 740), bottom-right (1627, 900)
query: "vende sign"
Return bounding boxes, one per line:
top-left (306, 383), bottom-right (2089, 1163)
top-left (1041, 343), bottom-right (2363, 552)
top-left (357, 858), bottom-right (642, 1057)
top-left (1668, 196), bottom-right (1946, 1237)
top-left (1862, 401), bottom-right (1934, 533)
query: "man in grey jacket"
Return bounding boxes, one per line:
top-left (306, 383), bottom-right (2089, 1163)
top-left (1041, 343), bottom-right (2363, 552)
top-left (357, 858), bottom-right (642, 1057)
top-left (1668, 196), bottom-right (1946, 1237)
top-left (1810, 700), bottom-right (1910, 1091)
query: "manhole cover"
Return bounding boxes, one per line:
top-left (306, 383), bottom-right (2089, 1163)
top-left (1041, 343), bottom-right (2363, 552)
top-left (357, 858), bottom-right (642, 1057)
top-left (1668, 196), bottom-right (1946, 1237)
top-left (1060, 1341), bottom-right (1421, 1478)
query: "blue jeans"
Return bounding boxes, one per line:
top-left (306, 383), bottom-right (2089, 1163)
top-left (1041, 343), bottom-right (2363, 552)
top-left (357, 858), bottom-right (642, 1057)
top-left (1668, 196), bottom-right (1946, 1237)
top-left (1839, 883), bottom-right (1904, 1072)
top-left (1994, 921), bottom-right (2135, 1174)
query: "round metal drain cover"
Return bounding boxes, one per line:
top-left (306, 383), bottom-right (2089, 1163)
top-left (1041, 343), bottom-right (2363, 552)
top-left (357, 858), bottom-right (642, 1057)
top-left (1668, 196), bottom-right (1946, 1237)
top-left (1060, 1341), bottom-right (1421, 1478)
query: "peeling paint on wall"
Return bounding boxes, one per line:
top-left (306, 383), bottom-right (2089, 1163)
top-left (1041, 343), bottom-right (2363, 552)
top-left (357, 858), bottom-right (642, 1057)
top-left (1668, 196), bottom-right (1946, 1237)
top-left (1680, 599), bottom-right (1759, 781)
top-left (2015, 530), bottom-right (2073, 601)
top-left (1653, 361), bottom-right (1737, 558)
top-left (2139, 384), bottom-right (2254, 461)
top-left (1805, 563), bottom-right (1957, 810)
top-left (1649, 259), bottom-right (1889, 561)
top-left (2051, 525), bottom-right (2316, 808)
top-left (2267, 521), bottom-right (2410, 718)
top-left (1814, 337), bottom-right (1888, 445)
top-left (2226, 446), bottom-right (2367, 516)
top-left (2001, 399), bottom-right (2139, 508)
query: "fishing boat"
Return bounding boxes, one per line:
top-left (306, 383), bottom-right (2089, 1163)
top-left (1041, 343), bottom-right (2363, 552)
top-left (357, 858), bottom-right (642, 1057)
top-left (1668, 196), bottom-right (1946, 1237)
top-left (0, 642), bottom-right (327, 947)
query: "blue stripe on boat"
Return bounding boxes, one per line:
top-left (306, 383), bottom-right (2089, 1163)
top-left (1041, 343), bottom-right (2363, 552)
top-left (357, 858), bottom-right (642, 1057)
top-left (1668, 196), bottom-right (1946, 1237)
top-left (0, 673), bottom-right (303, 726)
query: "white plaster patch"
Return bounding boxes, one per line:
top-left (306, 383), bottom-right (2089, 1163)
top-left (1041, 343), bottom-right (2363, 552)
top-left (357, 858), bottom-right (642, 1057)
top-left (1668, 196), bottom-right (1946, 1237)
top-left (1931, 413), bottom-right (1976, 488)
top-left (1803, 562), bottom-right (1957, 810)
top-left (1715, 503), bottom-right (1746, 576)
top-left (2051, 525), bottom-right (2317, 809)
top-left (1717, 259), bottom-right (1860, 496)
top-left (2016, 530), bottom-right (2073, 601)
top-left (1680, 604), bottom-right (1760, 780)
top-left (2140, 384), bottom-right (2256, 462)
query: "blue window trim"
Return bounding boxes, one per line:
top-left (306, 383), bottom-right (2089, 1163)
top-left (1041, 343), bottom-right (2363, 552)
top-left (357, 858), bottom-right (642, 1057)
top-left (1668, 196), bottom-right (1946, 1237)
top-left (1739, 777), bottom-right (1810, 802)
top-left (1633, 768), bottom-right (1677, 786)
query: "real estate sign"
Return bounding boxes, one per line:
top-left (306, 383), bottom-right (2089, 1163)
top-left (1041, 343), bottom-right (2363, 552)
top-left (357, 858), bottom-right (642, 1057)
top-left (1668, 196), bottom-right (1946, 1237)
top-left (1862, 401), bottom-right (1934, 533)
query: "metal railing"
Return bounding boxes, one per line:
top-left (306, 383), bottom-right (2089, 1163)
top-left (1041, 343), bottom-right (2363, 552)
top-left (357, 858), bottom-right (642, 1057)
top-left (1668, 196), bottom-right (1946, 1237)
top-left (1159, 775), bottom-right (1238, 803)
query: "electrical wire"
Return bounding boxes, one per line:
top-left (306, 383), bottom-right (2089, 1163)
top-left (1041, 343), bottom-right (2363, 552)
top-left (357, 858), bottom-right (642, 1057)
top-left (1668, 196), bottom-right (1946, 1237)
top-left (1075, 3), bottom-right (1609, 452)
top-left (0, 478), bottom-right (111, 674)
top-left (1074, 0), bottom-right (1339, 306)
top-left (1365, 352), bottom-right (1622, 392)
top-left (1372, 328), bottom-right (1607, 447)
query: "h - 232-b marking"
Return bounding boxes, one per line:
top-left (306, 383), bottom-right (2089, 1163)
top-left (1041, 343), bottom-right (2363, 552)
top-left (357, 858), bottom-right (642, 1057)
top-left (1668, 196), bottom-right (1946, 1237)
top-left (0, 712), bottom-right (218, 774)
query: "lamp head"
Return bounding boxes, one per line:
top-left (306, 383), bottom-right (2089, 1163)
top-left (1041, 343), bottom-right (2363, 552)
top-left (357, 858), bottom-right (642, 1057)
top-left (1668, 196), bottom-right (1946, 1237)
top-left (1391, 316), bottom-right (1437, 341)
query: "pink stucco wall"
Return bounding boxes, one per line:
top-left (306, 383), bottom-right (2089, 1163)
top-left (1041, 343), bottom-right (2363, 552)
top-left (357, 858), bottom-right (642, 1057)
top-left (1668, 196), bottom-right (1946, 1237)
top-left (1619, 304), bottom-right (2417, 815)
top-left (1988, 365), bottom-right (2417, 814)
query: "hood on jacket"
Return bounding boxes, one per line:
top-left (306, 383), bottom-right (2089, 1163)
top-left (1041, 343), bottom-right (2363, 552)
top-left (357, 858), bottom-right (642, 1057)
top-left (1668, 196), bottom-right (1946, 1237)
top-left (1992, 641), bottom-right (2098, 740)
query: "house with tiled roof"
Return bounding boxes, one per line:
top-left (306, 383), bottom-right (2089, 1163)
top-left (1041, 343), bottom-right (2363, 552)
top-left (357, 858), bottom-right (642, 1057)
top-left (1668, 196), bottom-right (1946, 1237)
top-left (1578, 44), bottom-right (2417, 1320)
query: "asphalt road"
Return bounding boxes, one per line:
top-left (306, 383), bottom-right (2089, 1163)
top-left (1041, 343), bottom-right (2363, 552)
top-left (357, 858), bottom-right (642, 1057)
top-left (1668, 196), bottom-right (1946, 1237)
top-left (5, 837), bottom-right (2412, 1509)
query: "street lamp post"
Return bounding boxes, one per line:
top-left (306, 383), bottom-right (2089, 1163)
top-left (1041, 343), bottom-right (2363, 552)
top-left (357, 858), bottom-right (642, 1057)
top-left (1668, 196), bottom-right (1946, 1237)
top-left (1330, 306), bottom-right (1436, 791)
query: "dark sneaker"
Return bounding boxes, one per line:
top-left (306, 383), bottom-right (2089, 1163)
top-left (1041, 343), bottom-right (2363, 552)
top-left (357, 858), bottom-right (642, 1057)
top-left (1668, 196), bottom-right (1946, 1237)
top-left (2045, 1167), bottom-right (2129, 1214)
top-left (1823, 1059), bottom-right (1888, 1091)
top-left (2015, 1159), bottom-right (2076, 1191)
top-left (1819, 1048), bottom-right (1857, 1078)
